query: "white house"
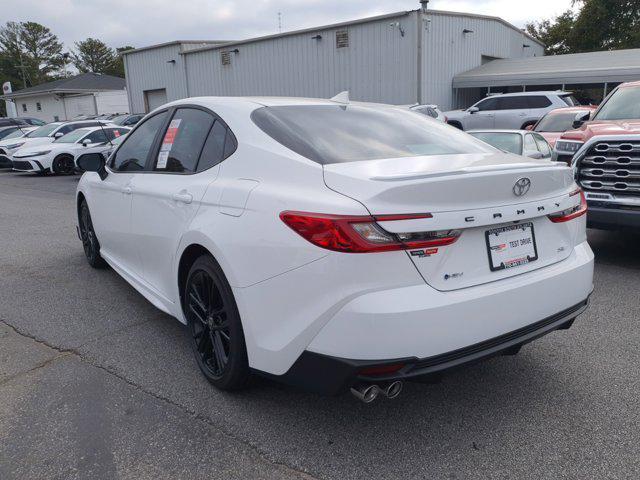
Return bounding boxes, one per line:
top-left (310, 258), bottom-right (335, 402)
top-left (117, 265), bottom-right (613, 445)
top-left (1, 73), bottom-right (129, 122)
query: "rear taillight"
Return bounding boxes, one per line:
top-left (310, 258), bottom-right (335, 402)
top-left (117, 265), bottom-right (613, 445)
top-left (548, 188), bottom-right (587, 223)
top-left (280, 211), bottom-right (460, 253)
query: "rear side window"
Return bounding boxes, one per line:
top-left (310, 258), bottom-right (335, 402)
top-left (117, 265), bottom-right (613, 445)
top-left (495, 96), bottom-right (529, 110)
top-left (111, 111), bottom-right (168, 171)
top-left (524, 134), bottom-right (538, 153)
top-left (252, 105), bottom-right (492, 165)
top-left (527, 96), bottom-right (552, 109)
top-left (196, 121), bottom-right (229, 172)
top-left (154, 108), bottom-right (214, 173)
top-left (533, 133), bottom-right (552, 157)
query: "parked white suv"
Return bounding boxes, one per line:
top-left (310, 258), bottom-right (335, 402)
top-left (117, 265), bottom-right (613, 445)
top-left (445, 92), bottom-right (580, 131)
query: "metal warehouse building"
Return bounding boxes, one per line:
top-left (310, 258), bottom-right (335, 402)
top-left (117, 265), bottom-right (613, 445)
top-left (123, 5), bottom-right (543, 113)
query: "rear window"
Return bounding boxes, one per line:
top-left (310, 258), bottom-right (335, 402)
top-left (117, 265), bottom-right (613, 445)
top-left (534, 111), bottom-right (583, 133)
top-left (251, 105), bottom-right (491, 165)
top-left (560, 95), bottom-right (580, 106)
top-left (468, 132), bottom-right (522, 155)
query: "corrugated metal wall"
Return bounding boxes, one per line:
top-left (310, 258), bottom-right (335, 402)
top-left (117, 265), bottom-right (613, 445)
top-left (185, 12), bottom-right (417, 105)
top-left (422, 12), bottom-right (544, 110)
top-left (124, 10), bottom-right (544, 113)
top-left (124, 44), bottom-right (188, 113)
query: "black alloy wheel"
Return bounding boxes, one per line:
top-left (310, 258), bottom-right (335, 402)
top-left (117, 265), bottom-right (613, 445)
top-left (53, 155), bottom-right (75, 175)
top-left (185, 255), bottom-right (249, 390)
top-left (79, 200), bottom-right (107, 268)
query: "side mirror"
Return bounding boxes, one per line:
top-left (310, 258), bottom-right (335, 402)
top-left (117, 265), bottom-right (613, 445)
top-left (467, 106), bottom-right (480, 114)
top-left (572, 111), bottom-right (590, 129)
top-left (77, 152), bottom-right (107, 180)
top-left (525, 150), bottom-right (544, 159)
top-left (54, 132), bottom-right (64, 138)
top-left (81, 138), bottom-right (92, 146)
top-left (525, 125), bottom-right (534, 131)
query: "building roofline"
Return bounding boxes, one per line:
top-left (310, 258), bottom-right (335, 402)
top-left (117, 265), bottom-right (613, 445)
top-left (121, 40), bottom-right (231, 56)
top-left (179, 8), bottom-right (543, 56)
top-left (1, 87), bottom-right (125, 100)
top-left (427, 9), bottom-right (544, 47)
top-left (180, 10), bottom-right (415, 55)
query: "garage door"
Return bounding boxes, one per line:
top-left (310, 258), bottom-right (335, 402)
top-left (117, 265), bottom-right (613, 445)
top-left (144, 89), bottom-right (168, 112)
top-left (64, 94), bottom-right (96, 119)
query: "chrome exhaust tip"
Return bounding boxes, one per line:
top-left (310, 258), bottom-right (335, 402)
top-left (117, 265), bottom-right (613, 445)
top-left (350, 384), bottom-right (380, 403)
top-left (382, 381), bottom-right (403, 399)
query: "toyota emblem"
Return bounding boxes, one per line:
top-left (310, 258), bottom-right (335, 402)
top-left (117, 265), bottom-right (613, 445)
top-left (513, 178), bottom-right (531, 196)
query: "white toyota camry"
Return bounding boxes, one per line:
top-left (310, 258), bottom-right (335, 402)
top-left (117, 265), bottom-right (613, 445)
top-left (75, 96), bottom-right (594, 401)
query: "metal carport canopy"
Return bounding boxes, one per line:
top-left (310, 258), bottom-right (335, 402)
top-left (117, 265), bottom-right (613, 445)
top-left (453, 48), bottom-right (640, 88)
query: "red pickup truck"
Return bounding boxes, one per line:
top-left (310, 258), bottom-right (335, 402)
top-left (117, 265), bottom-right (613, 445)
top-left (555, 80), bottom-right (640, 231)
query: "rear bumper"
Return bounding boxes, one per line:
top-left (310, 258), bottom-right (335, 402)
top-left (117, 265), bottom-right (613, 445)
top-left (269, 241), bottom-right (593, 394)
top-left (587, 203), bottom-right (640, 231)
top-left (275, 299), bottom-right (588, 395)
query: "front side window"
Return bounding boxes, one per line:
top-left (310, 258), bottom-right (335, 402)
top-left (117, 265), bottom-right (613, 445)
top-left (468, 132), bottom-right (522, 155)
top-left (154, 108), bottom-right (214, 173)
top-left (84, 130), bottom-right (109, 144)
top-left (111, 111), bottom-right (168, 172)
top-left (475, 98), bottom-right (499, 111)
top-left (594, 86), bottom-right (640, 120)
top-left (252, 105), bottom-right (493, 165)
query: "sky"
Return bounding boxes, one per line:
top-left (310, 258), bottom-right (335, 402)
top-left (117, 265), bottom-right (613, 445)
top-left (3, 0), bottom-right (576, 51)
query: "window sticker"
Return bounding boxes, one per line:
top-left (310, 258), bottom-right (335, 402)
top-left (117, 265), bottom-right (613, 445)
top-left (114, 130), bottom-right (121, 137)
top-left (157, 118), bottom-right (181, 168)
top-left (157, 150), bottom-right (169, 169)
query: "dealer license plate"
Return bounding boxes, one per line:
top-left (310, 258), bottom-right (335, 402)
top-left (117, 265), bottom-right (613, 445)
top-left (485, 222), bottom-right (538, 272)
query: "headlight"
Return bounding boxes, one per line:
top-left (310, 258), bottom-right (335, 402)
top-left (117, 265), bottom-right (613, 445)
top-left (16, 150), bottom-right (51, 158)
top-left (5, 142), bottom-right (25, 150)
top-left (555, 140), bottom-right (583, 154)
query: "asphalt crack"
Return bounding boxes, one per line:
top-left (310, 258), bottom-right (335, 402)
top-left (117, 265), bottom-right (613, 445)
top-left (0, 318), bottom-right (319, 480)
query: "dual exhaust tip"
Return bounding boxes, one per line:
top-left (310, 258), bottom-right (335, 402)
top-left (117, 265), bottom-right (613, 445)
top-left (350, 381), bottom-right (403, 403)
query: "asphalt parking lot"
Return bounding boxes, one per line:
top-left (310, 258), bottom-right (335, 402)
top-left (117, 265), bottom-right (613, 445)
top-left (1, 170), bottom-right (639, 480)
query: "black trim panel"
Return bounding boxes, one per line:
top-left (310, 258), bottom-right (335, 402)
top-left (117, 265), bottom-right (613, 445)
top-left (587, 204), bottom-right (640, 231)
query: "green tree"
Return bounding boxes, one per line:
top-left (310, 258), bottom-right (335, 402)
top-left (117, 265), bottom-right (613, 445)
top-left (107, 46), bottom-right (135, 77)
top-left (526, 0), bottom-right (640, 55)
top-left (0, 21), bottom-right (65, 87)
top-left (71, 38), bottom-right (118, 74)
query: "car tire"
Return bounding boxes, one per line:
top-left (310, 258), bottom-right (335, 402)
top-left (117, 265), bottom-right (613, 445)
top-left (52, 154), bottom-right (75, 175)
top-left (78, 199), bottom-right (107, 269)
top-left (184, 254), bottom-right (250, 390)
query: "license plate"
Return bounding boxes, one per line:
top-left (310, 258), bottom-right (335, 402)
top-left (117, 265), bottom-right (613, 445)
top-left (485, 222), bottom-right (538, 272)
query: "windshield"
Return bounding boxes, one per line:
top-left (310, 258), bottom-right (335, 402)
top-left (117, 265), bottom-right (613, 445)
top-left (251, 105), bottom-right (492, 164)
top-left (594, 86), bottom-right (640, 120)
top-left (534, 111), bottom-right (585, 133)
top-left (26, 123), bottom-right (59, 138)
top-left (55, 128), bottom-right (91, 144)
top-left (469, 132), bottom-right (522, 155)
top-left (1, 128), bottom-right (28, 140)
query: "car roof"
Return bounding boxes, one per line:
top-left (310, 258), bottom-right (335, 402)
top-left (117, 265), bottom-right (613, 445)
top-left (160, 96), bottom-right (392, 110)
top-left (468, 129), bottom-right (529, 135)
top-left (485, 91), bottom-right (571, 97)
top-left (544, 106), bottom-right (597, 114)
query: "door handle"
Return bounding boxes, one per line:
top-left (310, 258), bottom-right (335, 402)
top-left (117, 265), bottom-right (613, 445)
top-left (122, 186), bottom-right (132, 195)
top-left (172, 192), bottom-right (193, 204)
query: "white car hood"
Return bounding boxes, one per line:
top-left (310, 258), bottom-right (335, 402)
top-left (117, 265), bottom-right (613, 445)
top-left (2, 137), bottom-right (54, 149)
